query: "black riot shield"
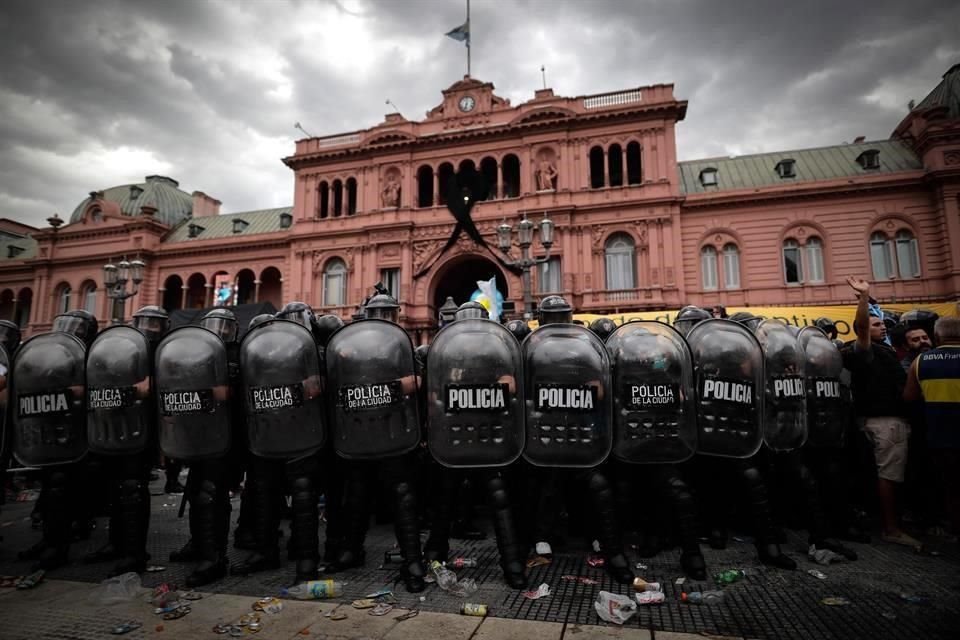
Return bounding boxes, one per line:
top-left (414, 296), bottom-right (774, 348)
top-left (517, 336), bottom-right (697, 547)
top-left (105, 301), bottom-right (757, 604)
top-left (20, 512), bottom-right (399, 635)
top-left (86, 326), bottom-right (152, 456)
top-left (325, 319), bottom-right (420, 460)
top-left (426, 318), bottom-right (524, 468)
top-left (522, 324), bottom-right (612, 468)
top-left (0, 344), bottom-right (11, 461)
top-left (798, 327), bottom-right (847, 448)
top-left (686, 319), bottom-right (764, 458)
top-left (755, 320), bottom-right (807, 451)
top-left (155, 326), bottom-right (231, 461)
top-left (12, 333), bottom-right (87, 467)
top-left (606, 321), bottom-right (696, 464)
top-left (241, 319), bottom-right (326, 459)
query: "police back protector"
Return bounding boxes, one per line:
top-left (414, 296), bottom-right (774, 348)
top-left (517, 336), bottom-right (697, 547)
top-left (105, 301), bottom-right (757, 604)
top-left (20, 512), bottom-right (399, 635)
top-left (86, 325), bottom-right (152, 455)
top-left (798, 327), bottom-right (847, 448)
top-left (427, 318), bottom-right (524, 468)
top-left (755, 320), bottom-right (807, 451)
top-left (606, 321), bottom-right (696, 464)
top-left (522, 324), bottom-right (612, 467)
top-left (325, 319), bottom-right (420, 459)
top-left (155, 326), bottom-right (231, 461)
top-left (686, 319), bottom-right (764, 458)
top-left (241, 319), bottom-right (326, 459)
top-left (12, 332), bottom-right (87, 466)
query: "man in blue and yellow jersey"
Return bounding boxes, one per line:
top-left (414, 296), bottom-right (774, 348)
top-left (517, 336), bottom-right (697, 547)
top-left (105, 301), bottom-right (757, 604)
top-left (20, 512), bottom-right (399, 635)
top-left (905, 316), bottom-right (960, 538)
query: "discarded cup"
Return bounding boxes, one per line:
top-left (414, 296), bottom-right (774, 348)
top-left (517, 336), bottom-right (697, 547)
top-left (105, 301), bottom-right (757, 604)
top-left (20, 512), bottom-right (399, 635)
top-left (635, 590), bottom-right (665, 605)
top-left (632, 577), bottom-right (661, 592)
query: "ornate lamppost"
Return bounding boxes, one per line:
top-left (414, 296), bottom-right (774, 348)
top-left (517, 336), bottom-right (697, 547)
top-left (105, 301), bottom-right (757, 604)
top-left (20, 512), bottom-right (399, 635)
top-left (497, 213), bottom-right (554, 320)
top-left (103, 257), bottom-right (145, 324)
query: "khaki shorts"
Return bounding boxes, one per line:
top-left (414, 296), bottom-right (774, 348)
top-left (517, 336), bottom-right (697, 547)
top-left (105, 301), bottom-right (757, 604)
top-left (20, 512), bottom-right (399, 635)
top-left (861, 416), bottom-right (911, 482)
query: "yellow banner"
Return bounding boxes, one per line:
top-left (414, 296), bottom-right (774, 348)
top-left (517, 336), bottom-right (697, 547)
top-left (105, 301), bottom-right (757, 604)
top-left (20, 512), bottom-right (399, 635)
top-left (571, 301), bottom-right (959, 338)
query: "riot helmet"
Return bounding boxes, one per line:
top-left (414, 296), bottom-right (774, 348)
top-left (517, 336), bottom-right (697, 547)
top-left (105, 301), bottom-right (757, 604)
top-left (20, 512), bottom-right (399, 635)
top-left (883, 310), bottom-right (901, 332)
top-left (248, 313), bottom-right (274, 332)
top-left (0, 319), bottom-right (21, 356)
top-left (52, 309), bottom-right (99, 347)
top-left (365, 293), bottom-right (400, 323)
top-left (537, 295), bottom-right (573, 326)
top-left (277, 301), bottom-right (316, 330)
top-left (901, 309), bottom-right (939, 343)
top-left (200, 308), bottom-right (238, 343)
top-left (728, 311), bottom-right (755, 325)
top-left (505, 319), bottom-right (531, 342)
top-left (314, 313), bottom-right (344, 347)
top-left (455, 300), bottom-right (488, 321)
top-left (674, 305), bottom-right (711, 337)
top-left (132, 305), bottom-right (170, 344)
top-left (813, 317), bottom-right (838, 340)
top-left (589, 317), bottom-right (617, 342)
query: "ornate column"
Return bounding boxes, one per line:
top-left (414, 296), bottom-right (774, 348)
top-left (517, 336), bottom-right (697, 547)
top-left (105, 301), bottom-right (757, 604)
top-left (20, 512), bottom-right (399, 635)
top-left (433, 170), bottom-right (440, 206)
top-left (180, 283), bottom-right (187, 309)
top-left (498, 163), bottom-right (504, 198)
top-left (253, 279), bottom-right (262, 303)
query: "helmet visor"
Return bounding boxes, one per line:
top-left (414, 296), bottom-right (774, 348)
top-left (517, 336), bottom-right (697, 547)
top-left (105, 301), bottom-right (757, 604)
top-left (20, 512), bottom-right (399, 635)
top-left (201, 317), bottom-right (238, 342)
top-left (53, 316), bottom-right (89, 338)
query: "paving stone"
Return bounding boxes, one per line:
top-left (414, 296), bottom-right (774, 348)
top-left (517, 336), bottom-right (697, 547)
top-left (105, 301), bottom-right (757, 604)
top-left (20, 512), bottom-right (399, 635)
top-left (473, 616), bottom-right (564, 640)
top-left (655, 632), bottom-right (741, 640)
top-left (563, 622), bottom-right (652, 639)
top-left (381, 609), bottom-right (481, 640)
top-left (297, 602), bottom-right (403, 639)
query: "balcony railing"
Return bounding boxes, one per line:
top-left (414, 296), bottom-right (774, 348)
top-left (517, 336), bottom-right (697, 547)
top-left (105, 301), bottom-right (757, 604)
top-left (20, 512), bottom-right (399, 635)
top-left (316, 133), bottom-right (361, 148)
top-left (583, 89), bottom-right (643, 110)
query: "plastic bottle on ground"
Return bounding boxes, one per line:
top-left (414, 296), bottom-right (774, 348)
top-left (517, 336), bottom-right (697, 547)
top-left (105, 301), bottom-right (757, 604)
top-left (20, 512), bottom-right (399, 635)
top-left (430, 560), bottom-right (459, 591)
top-left (681, 590), bottom-right (726, 605)
top-left (281, 579), bottom-right (344, 600)
top-left (713, 569), bottom-right (746, 585)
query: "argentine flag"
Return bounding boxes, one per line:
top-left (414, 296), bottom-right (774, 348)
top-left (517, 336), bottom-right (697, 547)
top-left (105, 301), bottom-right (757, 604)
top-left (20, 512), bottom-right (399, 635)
top-left (445, 21), bottom-right (470, 44)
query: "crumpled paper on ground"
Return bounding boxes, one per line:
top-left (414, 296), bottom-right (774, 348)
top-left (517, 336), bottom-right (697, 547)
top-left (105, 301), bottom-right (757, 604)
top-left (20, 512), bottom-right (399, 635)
top-left (594, 591), bottom-right (637, 625)
top-left (522, 583), bottom-right (551, 600)
top-left (808, 544), bottom-right (844, 565)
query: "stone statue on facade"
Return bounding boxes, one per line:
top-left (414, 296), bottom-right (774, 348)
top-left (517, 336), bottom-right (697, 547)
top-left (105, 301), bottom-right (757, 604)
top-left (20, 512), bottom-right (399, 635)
top-left (535, 159), bottom-right (558, 191)
top-left (381, 176), bottom-right (401, 208)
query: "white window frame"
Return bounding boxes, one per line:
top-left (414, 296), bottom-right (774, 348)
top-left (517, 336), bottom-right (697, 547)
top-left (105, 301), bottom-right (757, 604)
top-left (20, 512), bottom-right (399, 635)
top-left (722, 244), bottom-right (740, 290)
top-left (895, 230), bottom-right (921, 279)
top-left (805, 237), bottom-right (825, 283)
top-left (783, 239), bottom-right (803, 284)
top-left (380, 268), bottom-right (400, 300)
top-left (323, 259), bottom-right (347, 307)
top-left (701, 246), bottom-right (718, 290)
top-left (604, 235), bottom-right (636, 290)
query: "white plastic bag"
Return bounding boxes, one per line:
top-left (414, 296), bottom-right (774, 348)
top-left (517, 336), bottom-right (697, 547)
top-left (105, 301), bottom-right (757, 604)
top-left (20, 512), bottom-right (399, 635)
top-left (594, 590), bottom-right (637, 625)
top-left (91, 572), bottom-right (143, 605)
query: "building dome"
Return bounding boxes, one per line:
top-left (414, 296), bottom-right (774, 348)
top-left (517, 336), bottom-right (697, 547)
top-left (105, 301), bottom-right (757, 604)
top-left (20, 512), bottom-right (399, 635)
top-left (69, 175), bottom-right (193, 227)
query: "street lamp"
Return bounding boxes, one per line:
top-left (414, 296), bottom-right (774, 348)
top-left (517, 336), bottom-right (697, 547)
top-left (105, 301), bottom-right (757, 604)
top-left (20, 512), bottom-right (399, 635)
top-left (103, 257), bottom-right (145, 324)
top-left (498, 213), bottom-right (554, 320)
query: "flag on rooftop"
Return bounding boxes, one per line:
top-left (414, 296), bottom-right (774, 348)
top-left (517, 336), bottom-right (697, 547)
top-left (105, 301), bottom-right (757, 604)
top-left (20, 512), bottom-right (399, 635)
top-left (445, 21), bottom-right (469, 44)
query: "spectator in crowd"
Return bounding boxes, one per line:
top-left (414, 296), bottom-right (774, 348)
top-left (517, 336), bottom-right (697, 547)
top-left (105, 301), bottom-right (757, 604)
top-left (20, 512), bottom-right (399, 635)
top-left (711, 305), bottom-right (728, 319)
top-left (844, 276), bottom-right (920, 548)
top-left (904, 316), bottom-right (960, 538)
top-left (899, 325), bottom-right (933, 371)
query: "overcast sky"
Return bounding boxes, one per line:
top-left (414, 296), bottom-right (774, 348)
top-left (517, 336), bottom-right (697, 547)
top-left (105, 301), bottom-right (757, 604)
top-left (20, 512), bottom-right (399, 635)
top-left (1, 0), bottom-right (957, 228)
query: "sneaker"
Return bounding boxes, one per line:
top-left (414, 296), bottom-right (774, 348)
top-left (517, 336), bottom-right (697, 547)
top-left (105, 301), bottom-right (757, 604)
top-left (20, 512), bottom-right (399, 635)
top-left (881, 531), bottom-right (922, 549)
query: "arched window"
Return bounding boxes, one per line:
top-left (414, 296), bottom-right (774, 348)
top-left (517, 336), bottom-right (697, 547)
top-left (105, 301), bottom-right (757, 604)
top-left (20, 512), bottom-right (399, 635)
top-left (416, 165), bottom-right (434, 208)
top-left (437, 163), bottom-right (454, 205)
top-left (700, 246), bottom-right (718, 290)
top-left (589, 146), bottom-right (605, 188)
top-left (783, 239), bottom-right (803, 284)
top-left (346, 177), bottom-right (357, 215)
top-left (805, 237), bottom-right (825, 283)
top-left (323, 259), bottom-right (347, 307)
top-left (502, 154), bottom-right (520, 198)
top-left (895, 230), bottom-right (920, 279)
top-left (608, 144), bottom-right (623, 186)
top-left (604, 233), bottom-right (636, 290)
top-left (480, 157), bottom-right (498, 200)
top-left (332, 180), bottom-right (343, 217)
top-left (870, 232), bottom-right (896, 280)
top-left (722, 244), bottom-right (740, 289)
top-left (626, 141), bottom-right (642, 185)
top-left (57, 284), bottom-right (71, 314)
top-left (318, 181), bottom-right (329, 219)
top-left (82, 283), bottom-right (97, 314)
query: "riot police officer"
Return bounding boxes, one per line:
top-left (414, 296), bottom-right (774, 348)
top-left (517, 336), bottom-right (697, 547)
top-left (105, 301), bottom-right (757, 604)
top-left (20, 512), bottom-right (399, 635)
top-left (0, 320), bottom-right (19, 521)
top-left (674, 306), bottom-right (712, 338)
top-left (83, 305), bottom-right (169, 575)
top-left (325, 290), bottom-right (427, 592)
top-left (521, 296), bottom-right (633, 584)
top-left (424, 300), bottom-right (528, 588)
top-left (231, 302), bottom-right (327, 583)
top-left (15, 310), bottom-right (98, 570)
top-left (159, 309), bottom-right (239, 587)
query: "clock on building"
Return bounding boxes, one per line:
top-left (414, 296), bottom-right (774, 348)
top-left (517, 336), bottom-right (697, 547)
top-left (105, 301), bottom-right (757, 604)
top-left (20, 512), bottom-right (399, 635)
top-left (458, 95), bottom-right (476, 112)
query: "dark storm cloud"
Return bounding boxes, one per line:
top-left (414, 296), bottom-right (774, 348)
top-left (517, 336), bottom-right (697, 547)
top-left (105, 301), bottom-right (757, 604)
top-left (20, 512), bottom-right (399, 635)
top-left (0, 0), bottom-right (957, 228)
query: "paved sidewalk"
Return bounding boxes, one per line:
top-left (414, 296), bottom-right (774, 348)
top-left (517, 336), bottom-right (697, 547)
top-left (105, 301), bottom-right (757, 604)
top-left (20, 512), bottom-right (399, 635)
top-left (0, 578), bottom-right (731, 640)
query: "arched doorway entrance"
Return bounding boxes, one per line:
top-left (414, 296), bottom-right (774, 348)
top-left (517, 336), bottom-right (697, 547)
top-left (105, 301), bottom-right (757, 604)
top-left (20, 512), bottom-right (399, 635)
top-left (430, 254), bottom-right (509, 322)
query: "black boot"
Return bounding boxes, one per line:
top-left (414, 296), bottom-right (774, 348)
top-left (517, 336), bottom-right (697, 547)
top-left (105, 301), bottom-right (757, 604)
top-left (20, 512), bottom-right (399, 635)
top-left (170, 538), bottom-right (199, 563)
top-left (586, 470), bottom-right (634, 585)
top-left (681, 551), bottom-right (707, 580)
top-left (487, 474), bottom-right (527, 589)
top-left (111, 478), bottom-right (149, 575)
top-left (665, 469), bottom-right (708, 581)
top-left (812, 537), bottom-right (858, 561)
top-left (289, 471), bottom-right (321, 583)
top-left (742, 463), bottom-right (796, 570)
top-left (231, 467), bottom-right (280, 575)
top-left (231, 549), bottom-right (281, 575)
top-left (332, 465), bottom-right (368, 572)
top-left (34, 470), bottom-right (70, 571)
top-left (394, 480), bottom-right (426, 593)
top-left (186, 478), bottom-right (228, 588)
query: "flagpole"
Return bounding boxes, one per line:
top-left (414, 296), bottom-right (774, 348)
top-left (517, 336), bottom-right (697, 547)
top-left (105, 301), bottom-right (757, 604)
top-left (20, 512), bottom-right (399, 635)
top-left (466, 0), bottom-right (471, 77)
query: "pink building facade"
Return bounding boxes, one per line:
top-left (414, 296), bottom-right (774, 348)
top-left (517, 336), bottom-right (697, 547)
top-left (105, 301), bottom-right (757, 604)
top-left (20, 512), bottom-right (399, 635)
top-left (2, 66), bottom-right (959, 341)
